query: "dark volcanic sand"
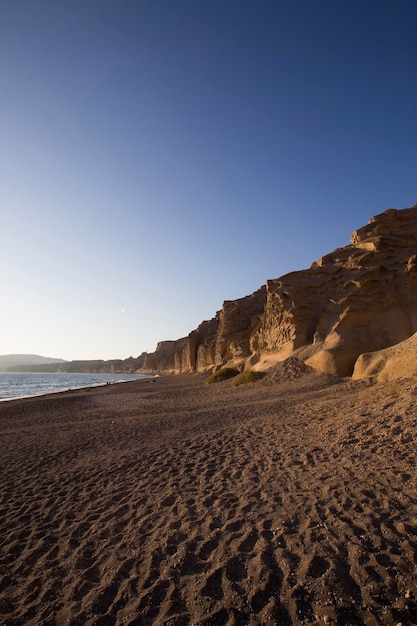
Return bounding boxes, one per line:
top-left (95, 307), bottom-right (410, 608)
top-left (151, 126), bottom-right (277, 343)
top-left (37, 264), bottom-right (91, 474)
top-left (0, 364), bottom-right (417, 625)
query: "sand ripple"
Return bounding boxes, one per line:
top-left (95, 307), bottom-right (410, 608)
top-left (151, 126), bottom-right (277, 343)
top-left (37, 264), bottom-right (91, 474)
top-left (1, 371), bottom-right (417, 625)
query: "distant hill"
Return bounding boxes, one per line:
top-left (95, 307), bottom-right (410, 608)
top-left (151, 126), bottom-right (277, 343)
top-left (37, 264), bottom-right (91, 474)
top-left (1, 355), bottom-right (142, 374)
top-left (0, 354), bottom-right (67, 372)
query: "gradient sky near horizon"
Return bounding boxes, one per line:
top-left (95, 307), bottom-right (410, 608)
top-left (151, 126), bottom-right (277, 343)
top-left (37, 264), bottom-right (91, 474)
top-left (1, 1), bottom-right (416, 361)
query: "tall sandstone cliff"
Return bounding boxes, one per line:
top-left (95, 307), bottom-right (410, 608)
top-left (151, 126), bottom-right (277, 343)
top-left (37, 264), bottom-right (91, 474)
top-left (136, 204), bottom-right (417, 377)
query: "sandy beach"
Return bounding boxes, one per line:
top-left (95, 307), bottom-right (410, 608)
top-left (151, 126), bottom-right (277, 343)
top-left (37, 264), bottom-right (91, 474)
top-left (1, 363), bottom-right (417, 625)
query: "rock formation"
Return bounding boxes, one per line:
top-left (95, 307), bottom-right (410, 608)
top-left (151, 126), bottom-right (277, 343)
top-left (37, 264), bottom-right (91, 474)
top-left (137, 204), bottom-right (417, 378)
top-left (136, 287), bottom-right (267, 373)
top-left (352, 332), bottom-right (417, 382)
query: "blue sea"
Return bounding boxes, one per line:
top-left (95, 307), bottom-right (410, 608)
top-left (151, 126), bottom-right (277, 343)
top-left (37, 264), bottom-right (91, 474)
top-left (0, 372), bottom-right (148, 401)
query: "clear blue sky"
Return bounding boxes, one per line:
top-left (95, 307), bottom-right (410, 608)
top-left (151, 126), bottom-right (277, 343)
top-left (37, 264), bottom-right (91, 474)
top-left (1, 1), bottom-right (416, 360)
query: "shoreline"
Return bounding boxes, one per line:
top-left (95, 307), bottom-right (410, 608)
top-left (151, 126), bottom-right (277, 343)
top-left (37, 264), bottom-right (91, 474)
top-left (1, 366), bottom-right (416, 624)
top-left (0, 372), bottom-right (153, 403)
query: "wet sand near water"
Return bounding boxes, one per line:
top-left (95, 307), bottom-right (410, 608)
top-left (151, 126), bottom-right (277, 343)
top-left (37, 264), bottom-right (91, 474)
top-left (1, 364), bottom-right (417, 625)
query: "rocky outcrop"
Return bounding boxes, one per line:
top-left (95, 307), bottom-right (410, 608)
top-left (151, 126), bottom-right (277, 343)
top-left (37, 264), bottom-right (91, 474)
top-left (250, 206), bottom-right (417, 376)
top-left (137, 204), bottom-right (417, 378)
top-left (136, 287), bottom-right (266, 373)
top-left (352, 332), bottom-right (417, 382)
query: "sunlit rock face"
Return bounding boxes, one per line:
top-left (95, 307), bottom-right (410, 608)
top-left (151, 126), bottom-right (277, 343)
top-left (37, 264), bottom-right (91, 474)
top-left (352, 332), bottom-right (417, 382)
top-left (136, 204), bottom-right (417, 378)
top-left (137, 288), bottom-right (267, 374)
top-left (253, 206), bottom-right (417, 376)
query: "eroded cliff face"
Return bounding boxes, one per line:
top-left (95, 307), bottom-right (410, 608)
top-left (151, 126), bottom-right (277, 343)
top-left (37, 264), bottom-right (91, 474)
top-left (136, 287), bottom-right (266, 373)
top-left (136, 205), bottom-right (417, 377)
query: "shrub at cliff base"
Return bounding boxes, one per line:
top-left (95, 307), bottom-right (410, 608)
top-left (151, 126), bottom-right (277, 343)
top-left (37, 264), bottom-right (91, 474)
top-left (206, 368), bottom-right (240, 384)
top-left (233, 370), bottom-right (264, 386)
